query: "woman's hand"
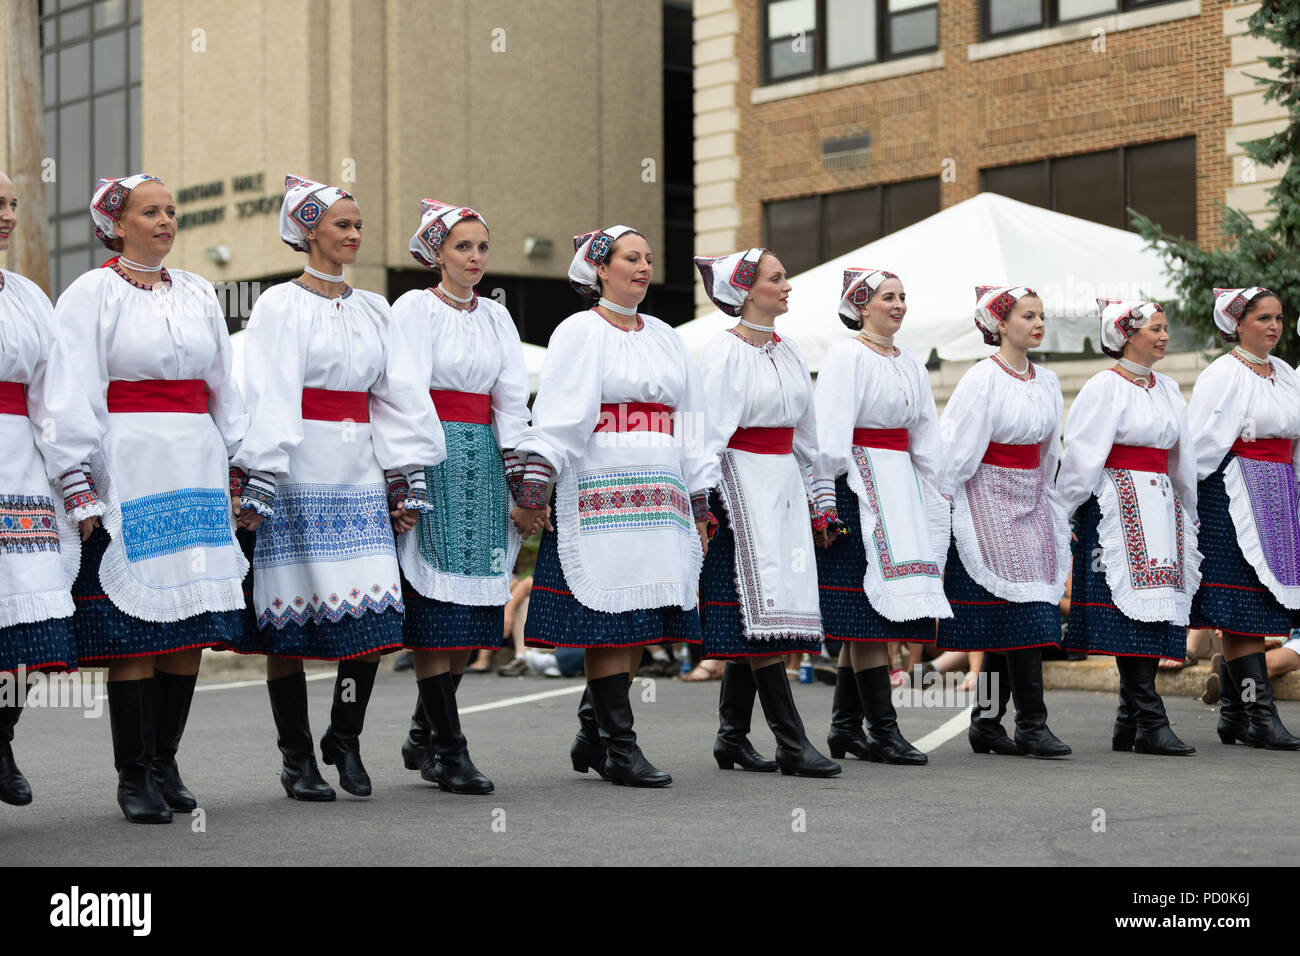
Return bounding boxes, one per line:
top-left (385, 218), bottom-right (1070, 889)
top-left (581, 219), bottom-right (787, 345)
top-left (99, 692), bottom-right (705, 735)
top-left (390, 508), bottom-right (418, 535)
top-left (511, 504), bottom-right (552, 538)
top-left (696, 520), bottom-right (710, 559)
top-left (813, 527), bottom-right (834, 549)
top-left (78, 516), bottom-right (100, 541)
top-left (232, 496), bottom-right (265, 531)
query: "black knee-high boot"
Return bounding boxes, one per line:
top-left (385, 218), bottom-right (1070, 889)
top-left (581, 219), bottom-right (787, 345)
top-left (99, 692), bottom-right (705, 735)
top-left (751, 663), bottom-right (840, 777)
top-left (0, 699), bottom-right (31, 806)
top-left (854, 666), bottom-right (926, 765)
top-left (320, 660), bottom-right (379, 796)
top-left (827, 665), bottom-right (870, 760)
top-left (107, 678), bottom-right (172, 823)
top-left (419, 672), bottom-right (494, 794)
top-left (402, 692), bottom-right (432, 770)
top-left (267, 673), bottom-right (335, 801)
top-left (1005, 649), bottom-right (1070, 757)
top-left (714, 663), bottom-right (777, 771)
top-left (586, 672), bottom-right (671, 787)
top-left (968, 652), bottom-right (1018, 755)
top-left (1226, 652), bottom-right (1300, 750)
top-left (571, 685), bottom-right (609, 778)
top-left (1114, 656), bottom-right (1194, 756)
top-left (151, 671), bottom-right (198, 810)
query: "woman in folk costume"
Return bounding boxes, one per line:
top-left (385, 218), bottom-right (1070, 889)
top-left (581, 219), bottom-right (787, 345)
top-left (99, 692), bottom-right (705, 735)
top-left (0, 171), bottom-right (101, 807)
top-left (1058, 299), bottom-right (1201, 756)
top-left (811, 268), bottom-right (950, 766)
top-left (935, 286), bottom-right (1070, 758)
top-left (52, 174), bottom-right (249, 822)
top-left (391, 199), bottom-right (530, 795)
top-left (513, 225), bottom-right (716, 788)
top-left (1186, 287), bottom-right (1300, 750)
top-left (692, 248), bottom-right (839, 778)
top-left (229, 175), bottom-right (444, 800)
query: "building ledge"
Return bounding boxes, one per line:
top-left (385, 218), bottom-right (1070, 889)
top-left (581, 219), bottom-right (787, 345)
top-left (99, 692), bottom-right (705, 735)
top-left (750, 51), bottom-right (943, 105)
top-left (966, 0), bottom-right (1200, 63)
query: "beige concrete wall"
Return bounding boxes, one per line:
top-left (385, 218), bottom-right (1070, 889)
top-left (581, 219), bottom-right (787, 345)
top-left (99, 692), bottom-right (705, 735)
top-left (142, 0), bottom-right (664, 288)
top-left (1223, 1), bottom-right (1287, 229)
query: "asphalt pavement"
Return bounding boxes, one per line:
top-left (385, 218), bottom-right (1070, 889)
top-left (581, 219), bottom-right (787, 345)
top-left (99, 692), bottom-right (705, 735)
top-left (1, 670), bottom-right (1294, 866)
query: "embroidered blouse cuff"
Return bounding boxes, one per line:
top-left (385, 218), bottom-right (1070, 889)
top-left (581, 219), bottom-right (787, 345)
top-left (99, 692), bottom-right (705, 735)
top-left (517, 480), bottom-right (549, 511)
top-left (397, 465), bottom-right (435, 513)
top-left (690, 491), bottom-right (717, 535)
top-left (502, 450), bottom-right (525, 501)
top-left (229, 464), bottom-right (248, 498)
top-left (238, 469), bottom-right (276, 517)
top-left (811, 477), bottom-right (837, 514)
top-left (60, 468), bottom-right (103, 520)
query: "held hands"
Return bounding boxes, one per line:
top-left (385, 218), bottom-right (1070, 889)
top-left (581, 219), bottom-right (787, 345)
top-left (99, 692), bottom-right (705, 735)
top-left (510, 504), bottom-right (553, 538)
top-left (78, 515), bottom-right (100, 541)
top-left (696, 521), bottom-right (710, 559)
top-left (232, 496), bottom-right (265, 531)
top-left (390, 508), bottom-right (418, 535)
top-left (813, 527), bottom-right (834, 549)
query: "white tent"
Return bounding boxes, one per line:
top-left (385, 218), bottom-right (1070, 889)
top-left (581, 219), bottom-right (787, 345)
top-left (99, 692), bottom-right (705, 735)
top-left (229, 329), bottom-right (549, 394)
top-left (676, 192), bottom-right (1179, 369)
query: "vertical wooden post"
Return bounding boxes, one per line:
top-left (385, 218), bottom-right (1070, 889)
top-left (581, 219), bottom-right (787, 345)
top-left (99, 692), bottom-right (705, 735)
top-left (6, 0), bottom-right (51, 296)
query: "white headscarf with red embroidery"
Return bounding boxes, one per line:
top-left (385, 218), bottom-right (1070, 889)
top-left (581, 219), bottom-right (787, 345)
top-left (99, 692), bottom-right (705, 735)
top-left (90, 174), bottom-right (162, 248)
top-left (693, 248), bottom-right (766, 317)
top-left (1097, 298), bottom-right (1163, 358)
top-left (1212, 286), bottom-right (1275, 340)
top-left (838, 268), bottom-right (898, 330)
top-left (409, 199), bottom-right (489, 268)
top-left (568, 225), bottom-right (637, 298)
top-left (973, 285), bottom-right (1035, 346)
top-left (278, 174), bottom-right (354, 253)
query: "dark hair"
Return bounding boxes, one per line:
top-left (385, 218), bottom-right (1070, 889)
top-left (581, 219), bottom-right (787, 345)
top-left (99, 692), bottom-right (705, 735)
top-left (592, 229), bottom-right (647, 298)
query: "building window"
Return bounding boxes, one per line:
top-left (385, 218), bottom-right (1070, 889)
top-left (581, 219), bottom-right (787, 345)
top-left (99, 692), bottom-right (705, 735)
top-left (979, 137), bottom-right (1197, 240)
top-left (40, 0), bottom-right (143, 294)
top-left (981, 0), bottom-right (1183, 39)
top-left (763, 178), bottom-right (941, 276)
top-left (763, 0), bottom-right (938, 84)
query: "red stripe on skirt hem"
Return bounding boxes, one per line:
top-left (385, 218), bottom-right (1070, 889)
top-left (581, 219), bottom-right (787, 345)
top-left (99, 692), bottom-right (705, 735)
top-left (0, 661), bottom-right (76, 673)
top-left (216, 642), bottom-right (404, 662)
top-left (825, 634), bottom-right (936, 644)
top-left (935, 641), bottom-right (1058, 652)
top-left (1219, 627), bottom-right (1290, 639)
top-left (402, 643), bottom-right (503, 652)
top-left (1201, 582), bottom-right (1269, 593)
top-left (1061, 648), bottom-right (1182, 661)
top-left (78, 641), bottom-right (221, 664)
top-left (525, 637), bottom-right (701, 649)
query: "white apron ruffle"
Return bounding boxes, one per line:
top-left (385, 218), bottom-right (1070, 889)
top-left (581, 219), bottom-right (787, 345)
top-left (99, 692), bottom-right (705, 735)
top-left (1095, 466), bottom-right (1202, 624)
top-left (846, 443), bottom-right (951, 621)
top-left (716, 448), bottom-right (821, 641)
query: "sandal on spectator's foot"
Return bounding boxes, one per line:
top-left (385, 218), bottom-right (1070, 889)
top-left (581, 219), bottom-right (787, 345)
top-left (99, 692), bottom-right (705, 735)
top-left (682, 660), bottom-right (725, 683)
top-left (1157, 657), bottom-right (1189, 672)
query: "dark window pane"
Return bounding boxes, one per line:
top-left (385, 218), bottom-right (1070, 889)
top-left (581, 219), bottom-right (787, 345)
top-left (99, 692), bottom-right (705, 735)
top-left (94, 90), bottom-right (127, 176)
top-left (827, 0), bottom-right (876, 69)
top-left (59, 100), bottom-right (91, 214)
top-left (767, 0), bottom-right (816, 79)
top-left (59, 6), bottom-right (91, 42)
top-left (43, 54), bottom-right (56, 102)
top-left (987, 0), bottom-right (1042, 34)
top-left (1054, 149), bottom-right (1124, 229)
top-left (128, 84), bottom-right (141, 171)
top-left (44, 111), bottom-right (57, 218)
top-left (94, 0), bottom-right (126, 29)
top-left (825, 187), bottom-right (883, 259)
top-left (1127, 137), bottom-right (1197, 240)
top-left (58, 248), bottom-right (90, 294)
top-left (765, 196), bottom-right (821, 276)
top-left (60, 214), bottom-right (84, 251)
top-left (981, 160), bottom-right (1050, 208)
top-left (40, 18), bottom-right (55, 48)
top-left (59, 41), bottom-right (90, 102)
top-left (129, 0), bottom-right (140, 20)
top-left (1058, 0), bottom-right (1116, 19)
top-left (128, 24), bottom-right (141, 84)
top-left (890, 7), bottom-right (938, 55)
top-left (883, 177), bottom-right (940, 233)
top-left (93, 30), bottom-right (126, 93)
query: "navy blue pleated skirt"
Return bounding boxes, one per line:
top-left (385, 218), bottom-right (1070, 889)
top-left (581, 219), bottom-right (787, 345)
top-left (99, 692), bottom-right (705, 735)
top-left (937, 539), bottom-right (1062, 652)
top-left (524, 506), bottom-right (701, 650)
top-left (220, 526), bottom-right (404, 662)
top-left (71, 525), bottom-right (242, 666)
top-left (699, 490), bottom-right (822, 659)
top-left (401, 580), bottom-right (506, 652)
top-left (0, 617), bottom-right (76, 673)
top-left (1190, 464), bottom-right (1293, 638)
top-left (1064, 497), bottom-right (1185, 660)
top-left (815, 476), bottom-right (936, 644)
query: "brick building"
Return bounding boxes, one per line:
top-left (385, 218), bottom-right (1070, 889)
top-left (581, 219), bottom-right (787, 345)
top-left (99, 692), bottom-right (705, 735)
top-left (693, 0), bottom-right (1287, 319)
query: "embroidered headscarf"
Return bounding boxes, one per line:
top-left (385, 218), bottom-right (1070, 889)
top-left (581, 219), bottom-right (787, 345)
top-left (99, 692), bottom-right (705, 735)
top-left (837, 268), bottom-right (898, 330)
top-left (568, 225), bottom-right (638, 297)
top-left (1212, 286), bottom-right (1275, 341)
top-left (279, 174), bottom-right (354, 252)
top-left (90, 174), bottom-right (162, 248)
top-left (693, 247), bottom-right (767, 317)
top-left (409, 199), bottom-right (489, 268)
top-left (973, 285), bottom-right (1036, 346)
top-left (1097, 298), bottom-right (1163, 358)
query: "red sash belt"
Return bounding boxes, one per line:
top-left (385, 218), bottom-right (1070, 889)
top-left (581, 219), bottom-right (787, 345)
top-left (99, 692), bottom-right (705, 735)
top-left (594, 402), bottom-right (674, 435)
top-left (431, 389), bottom-right (491, 425)
top-left (0, 381), bottom-right (26, 416)
top-left (301, 388), bottom-right (370, 422)
top-left (1231, 437), bottom-right (1293, 464)
top-left (727, 426), bottom-right (794, 455)
top-left (981, 441), bottom-right (1041, 470)
top-left (852, 427), bottom-right (908, 451)
top-left (1105, 444), bottom-right (1168, 474)
top-left (107, 379), bottom-right (209, 414)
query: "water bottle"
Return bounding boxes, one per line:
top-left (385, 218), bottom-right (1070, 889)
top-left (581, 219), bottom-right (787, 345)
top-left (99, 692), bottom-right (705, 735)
top-left (798, 654), bottom-right (814, 684)
top-left (675, 643), bottom-right (691, 677)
